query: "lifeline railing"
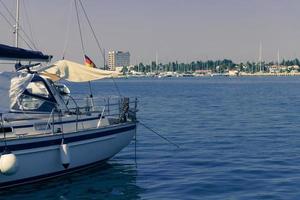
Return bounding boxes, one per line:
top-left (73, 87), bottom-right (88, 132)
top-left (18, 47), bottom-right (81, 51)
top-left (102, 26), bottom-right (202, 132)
top-left (47, 96), bottom-right (138, 134)
top-left (0, 96), bottom-right (138, 139)
top-left (66, 95), bottom-right (137, 117)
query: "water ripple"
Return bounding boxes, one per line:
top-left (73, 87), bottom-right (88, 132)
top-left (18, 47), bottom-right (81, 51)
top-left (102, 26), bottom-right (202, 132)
top-left (3, 77), bottom-right (300, 199)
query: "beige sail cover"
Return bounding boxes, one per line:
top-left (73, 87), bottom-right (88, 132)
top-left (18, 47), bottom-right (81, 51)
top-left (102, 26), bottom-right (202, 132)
top-left (39, 60), bottom-right (120, 82)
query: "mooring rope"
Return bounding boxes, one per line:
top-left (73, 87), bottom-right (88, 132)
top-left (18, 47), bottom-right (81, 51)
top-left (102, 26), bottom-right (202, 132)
top-left (139, 121), bottom-right (180, 149)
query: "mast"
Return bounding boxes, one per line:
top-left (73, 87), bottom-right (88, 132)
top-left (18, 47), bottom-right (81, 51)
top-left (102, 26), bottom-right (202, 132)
top-left (15, 0), bottom-right (20, 48)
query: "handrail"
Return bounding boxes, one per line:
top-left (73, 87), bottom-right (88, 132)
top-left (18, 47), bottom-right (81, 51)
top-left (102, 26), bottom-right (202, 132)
top-left (0, 96), bottom-right (138, 140)
top-left (67, 95), bottom-right (79, 132)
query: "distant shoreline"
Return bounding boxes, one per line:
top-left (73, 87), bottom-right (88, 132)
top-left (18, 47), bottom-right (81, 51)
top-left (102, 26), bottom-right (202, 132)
top-left (239, 72), bottom-right (300, 76)
top-left (122, 72), bottom-right (300, 78)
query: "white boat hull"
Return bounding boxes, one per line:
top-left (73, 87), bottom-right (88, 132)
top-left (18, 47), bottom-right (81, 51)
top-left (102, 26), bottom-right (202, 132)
top-left (0, 123), bottom-right (136, 188)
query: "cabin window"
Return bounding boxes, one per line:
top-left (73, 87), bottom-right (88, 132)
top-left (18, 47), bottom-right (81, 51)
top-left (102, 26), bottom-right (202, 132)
top-left (18, 94), bottom-right (46, 110)
top-left (10, 75), bottom-right (57, 113)
top-left (26, 81), bottom-right (49, 98)
top-left (11, 93), bottom-right (55, 112)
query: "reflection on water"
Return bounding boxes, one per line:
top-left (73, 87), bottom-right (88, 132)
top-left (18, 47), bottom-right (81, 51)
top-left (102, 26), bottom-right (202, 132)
top-left (0, 162), bottom-right (143, 200)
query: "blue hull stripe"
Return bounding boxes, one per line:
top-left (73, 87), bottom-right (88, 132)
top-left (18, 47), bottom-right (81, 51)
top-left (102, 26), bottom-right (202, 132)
top-left (0, 157), bottom-right (110, 189)
top-left (0, 124), bottom-right (136, 152)
top-left (12, 116), bottom-right (100, 129)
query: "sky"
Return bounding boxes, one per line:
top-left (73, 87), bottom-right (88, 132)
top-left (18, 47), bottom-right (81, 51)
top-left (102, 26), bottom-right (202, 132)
top-left (1, 0), bottom-right (300, 69)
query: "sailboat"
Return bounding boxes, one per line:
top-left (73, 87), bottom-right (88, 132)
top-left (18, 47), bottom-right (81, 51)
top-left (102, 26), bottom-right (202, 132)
top-left (0, 0), bottom-right (138, 188)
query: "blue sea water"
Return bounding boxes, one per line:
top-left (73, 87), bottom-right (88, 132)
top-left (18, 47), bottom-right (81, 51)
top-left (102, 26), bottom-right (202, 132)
top-left (2, 76), bottom-right (300, 199)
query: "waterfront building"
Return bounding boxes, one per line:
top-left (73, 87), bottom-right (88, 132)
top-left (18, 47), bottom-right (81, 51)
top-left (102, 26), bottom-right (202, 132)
top-left (194, 70), bottom-right (212, 76)
top-left (269, 65), bottom-right (281, 73)
top-left (228, 70), bottom-right (239, 76)
top-left (108, 51), bottom-right (130, 70)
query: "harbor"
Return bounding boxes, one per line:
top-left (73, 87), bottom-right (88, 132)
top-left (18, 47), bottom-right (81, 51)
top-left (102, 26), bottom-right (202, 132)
top-left (1, 0), bottom-right (300, 199)
top-left (122, 70), bottom-right (300, 78)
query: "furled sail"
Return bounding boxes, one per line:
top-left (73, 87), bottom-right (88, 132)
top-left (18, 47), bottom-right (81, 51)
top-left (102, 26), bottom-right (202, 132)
top-left (0, 44), bottom-right (52, 62)
top-left (39, 60), bottom-right (120, 82)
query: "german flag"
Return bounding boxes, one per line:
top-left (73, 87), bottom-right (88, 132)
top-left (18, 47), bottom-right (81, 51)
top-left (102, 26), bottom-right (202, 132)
top-left (84, 55), bottom-right (96, 68)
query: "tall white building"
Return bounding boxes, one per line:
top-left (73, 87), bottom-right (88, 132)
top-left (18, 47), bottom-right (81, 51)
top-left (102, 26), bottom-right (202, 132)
top-left (108, 51), bottom-right (130, 70)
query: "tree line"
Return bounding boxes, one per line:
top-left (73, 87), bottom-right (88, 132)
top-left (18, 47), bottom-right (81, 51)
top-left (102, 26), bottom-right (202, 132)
top-left (130, 58), bottom-right (300, 73)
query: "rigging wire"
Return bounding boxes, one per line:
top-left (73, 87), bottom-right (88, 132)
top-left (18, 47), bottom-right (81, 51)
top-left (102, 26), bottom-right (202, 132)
top-left (74, 0), bottom-right (121, 97)
top-left (78, 0), bottom-right (105, 66)
top-left (0, 0), bottom-right (37, 49)
top-left (74, 0), bottom-right (86, 55)
top-left (0, 0), bottom-right (36, 50)
top-left (0, 6), bottom-right (14, 29)
top-left (0, 8), bottom-right (33, 49)
top-left (62, 0), bottom-right (73, 59)
top-left (74, 0), bottom-right (95, 102)
top-left (78, 0), bottom-right (123, 96)
top-left (22, 0), bottom-right (37, 50)
top-left (0, 0), bottom-right (15, 22)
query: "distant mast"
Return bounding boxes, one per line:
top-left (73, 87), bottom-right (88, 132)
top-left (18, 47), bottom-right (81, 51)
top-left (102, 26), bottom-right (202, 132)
top-left (15, 0), bottom-right (20, 48)
top-left (155, 52), bottom-right (158, 73)
top-left (277, 49), bottom-right (280, 66)
top-left (103, 48), bottom-right (106, 69)
top-left (259, 41), bottom-right (262, 72)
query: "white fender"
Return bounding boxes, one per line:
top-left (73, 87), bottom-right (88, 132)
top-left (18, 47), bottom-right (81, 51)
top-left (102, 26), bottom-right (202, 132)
top-left (60, 143), bottom-right (70, 169)
top-left (0, 153), bottom-right (18, 175)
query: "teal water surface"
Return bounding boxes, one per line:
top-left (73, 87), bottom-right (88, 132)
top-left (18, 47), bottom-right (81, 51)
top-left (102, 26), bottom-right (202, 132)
top-left (2, 76), bottom-right (300, 199)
